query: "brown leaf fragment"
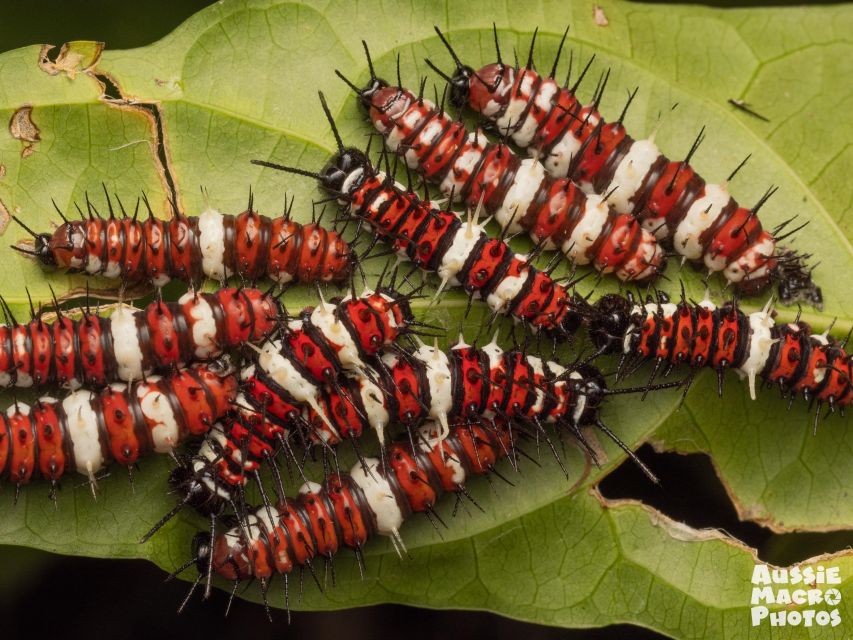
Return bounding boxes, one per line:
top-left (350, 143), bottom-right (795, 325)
top-left (9, 106), bottom-right (40, 158)
top-left (0, 164), bottom-right (5, 179)
top-left (38, 41), bottom-right (104, 79)
top-left (593, 4), bottom-right (610, 27)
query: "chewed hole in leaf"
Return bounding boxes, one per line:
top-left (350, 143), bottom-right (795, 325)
top-left (598, 444), bottom-right (853, 565)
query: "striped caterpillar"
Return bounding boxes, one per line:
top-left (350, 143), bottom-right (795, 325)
top-left (337, 60), bottom-right (666, 285)
top-left (587, 291), bottom-right (851, 428)
top-left (252, 94), bottom-right (593, 339)
top-left (298, 335), bottom-right (672, 483)
top-left (0, 287), bottom-right (278, 389)
top-left (144, 310), bottom-right (681, 551)
top-left (13, 190), bottom-right (353, 288)
top-left (422, 27), bottom-right (822, 303)
top-left (174, 417), bottom-right (515, 614)
top-left (139, 285), bottom-right (419, 541)
top-left (0, 360), bottom-right (236, 502)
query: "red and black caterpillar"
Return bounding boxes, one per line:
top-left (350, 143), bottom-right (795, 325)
top-left (0, 360), bottom-right (236, 500)
top-left (252, 95), bottom-right (592, 338)
top-left (588, 291), bottom-right (851, 427)
top-left (300, 335), bottom-right (656, 478)
top-left (180, 417), bottom-right (515, 610)
top-left (0, 287), bottom-right (277, 389)
top-left (147, 322), bottom-right (669, 543)
top-left (149, 315), bottom-right (679, 592)
top-left (13, 191), bottom-right (353, 288)
top-left (139, 287), bottom-right (418, 539)
top-left (339, 65), bottom-right (666, 284)
top-left (424, 27), bottom-right (821, 303)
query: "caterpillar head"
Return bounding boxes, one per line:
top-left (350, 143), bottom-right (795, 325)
top-left (429, 26), bottom-right (500, 110)
top-left (204, 354), bottom-right (236, 378)
top-left (446, 64), bottom-right (476, 109)
top-left (191, 531), bottom-right (212, 575)
top-left (167, 454), bottom-right (228, 519)
top-left (588, 294), bottom-right (634, 354)
top-left (32, 233), bottom-right (58, 266)
top-left (321, 147), bottom-right (371, 195)
top-left (191, 513), bottom-right (244, 580)
top-left (139, 452), bottom-right (230, 546)
top-left (11, 214), bottom-right (60, 266)
top-left (570, 364), bottom-right (608, 421)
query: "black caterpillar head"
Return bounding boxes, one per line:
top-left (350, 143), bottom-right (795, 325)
top-left (447, 65), bottom-right (475, 109)
top-left (321, 148), bottom-right (371, 195)
top-left (191, 531), bottom-right (212, 575)
top-left (569, 364), bottom-right (608, 423)
top-left (167, 455), bottom-right (227, 519)
top-left (588, 294), bottom-right (634, 354)
top-left (32, 233), bottom-right (58, 266)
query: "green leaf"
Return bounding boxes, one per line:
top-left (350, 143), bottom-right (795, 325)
top-left (0, 1), bottom-right (851, 637)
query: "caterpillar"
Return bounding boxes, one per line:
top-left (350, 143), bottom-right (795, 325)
top-left (144, 311), bottom-right (680, 550)
top-left (0, 360), bottom-right (237, 502)
top-left (294, 333), bottom-right (678, 483)
top-left (175, 417), bottom-right (515, 614)
top-left (587, 291), bottom-right (851, 428)
top-left (139, 285), bottom-right (419, 541)
top-left (337, 60), bottom-right (666, 284)
top-left (12, 190), bottom-right (353, 288)
top-left (422, 27), bottom-right (822, 303)
top-left (0, 287), bottom-right (278, 389)
top-left (252, 94), bottom-right (593, 339)
top-left (246, 284), bottom-right (417, 434)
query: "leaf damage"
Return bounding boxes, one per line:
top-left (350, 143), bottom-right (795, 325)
top-left (38, 41), bottom-right (104, 79)
top-left (9, 105), bottom-right (40, 158)
top-left (90, 72), bottom-right (181, 211)
top-left (645, 435), bottom-right (851, 535)
top-left (33, 41), bottom-right (180, 210)
top-left (594, 487), bottom-right (853, 570)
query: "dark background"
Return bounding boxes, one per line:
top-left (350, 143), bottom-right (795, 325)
top-left (1, 2), bottom-right (850, 639)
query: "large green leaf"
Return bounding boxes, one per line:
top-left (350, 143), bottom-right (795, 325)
top-left (0, 1), bottom-right (851, 637)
